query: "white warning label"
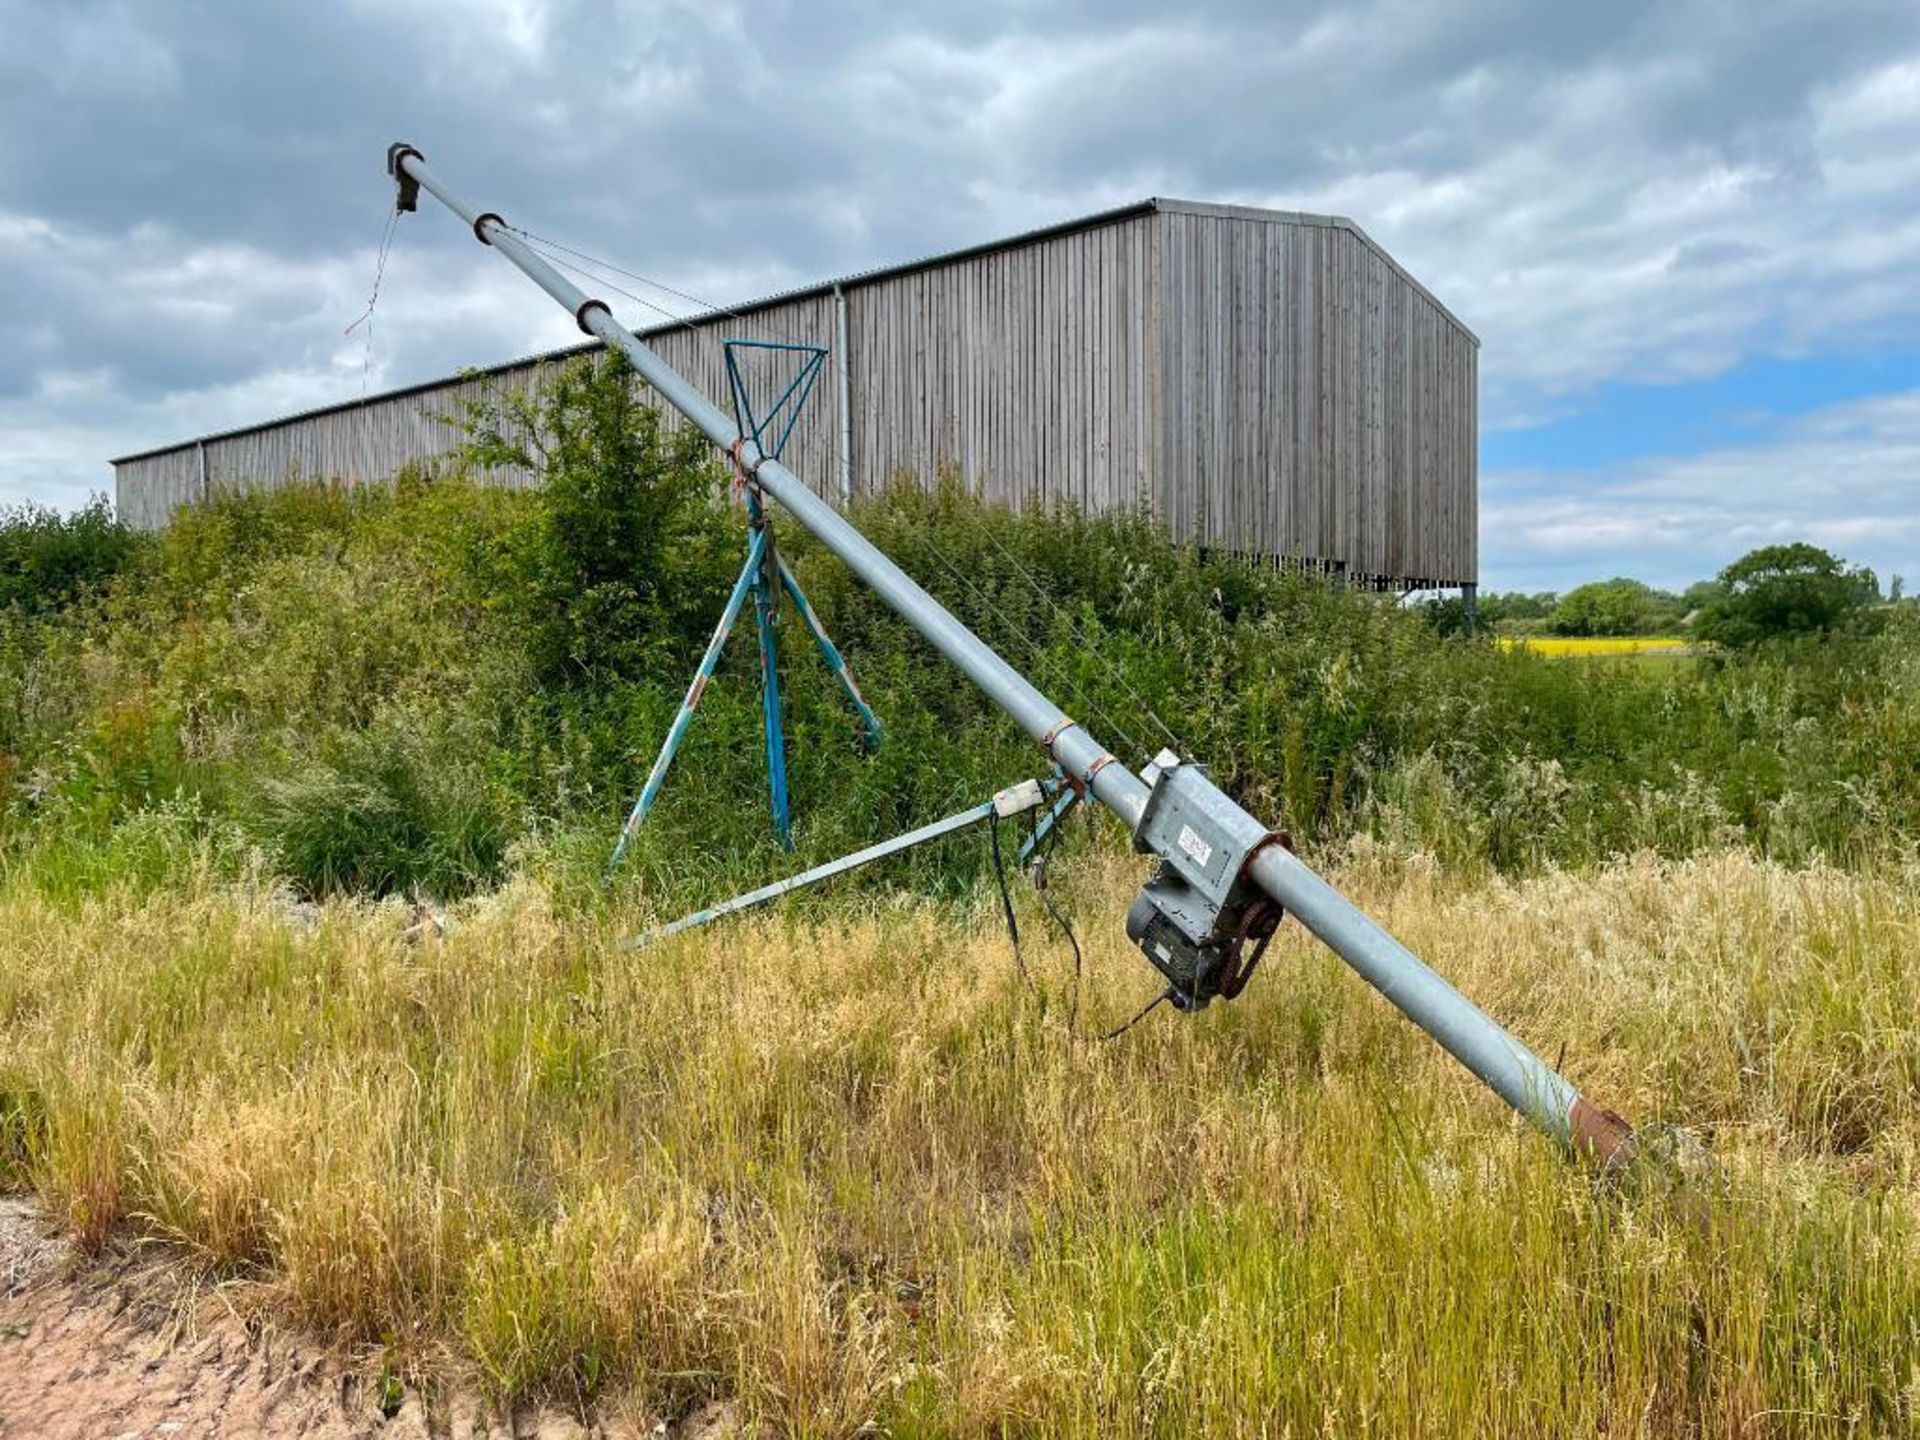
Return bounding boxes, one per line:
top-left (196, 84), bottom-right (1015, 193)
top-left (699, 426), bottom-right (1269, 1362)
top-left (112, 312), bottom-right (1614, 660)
top-left (1177, 824), bottom-right (1213, 867)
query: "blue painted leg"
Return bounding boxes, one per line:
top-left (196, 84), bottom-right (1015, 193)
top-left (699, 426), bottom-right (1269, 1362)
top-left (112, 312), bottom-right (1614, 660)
top-left (607, 528), bottom-right (765, 875)
top-left (746, 496), bottom-right (793, 851)
top-left (776, 555), bottom-right (884, 751)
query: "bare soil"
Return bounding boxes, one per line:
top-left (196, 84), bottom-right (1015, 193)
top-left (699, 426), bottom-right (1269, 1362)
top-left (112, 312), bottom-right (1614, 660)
top-left (0, 1197), bottom-right (737, 1439)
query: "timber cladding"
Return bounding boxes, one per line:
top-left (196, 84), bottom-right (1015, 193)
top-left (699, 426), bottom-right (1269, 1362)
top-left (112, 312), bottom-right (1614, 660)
top-left (114, 199), bottom-right (1478, 588)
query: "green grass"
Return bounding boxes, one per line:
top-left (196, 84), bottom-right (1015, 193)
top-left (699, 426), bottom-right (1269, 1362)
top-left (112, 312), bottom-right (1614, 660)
top-left (2, 843), bottom-right (1916, 1433)
top-left (2, 414), bottom-right (1919, 1431)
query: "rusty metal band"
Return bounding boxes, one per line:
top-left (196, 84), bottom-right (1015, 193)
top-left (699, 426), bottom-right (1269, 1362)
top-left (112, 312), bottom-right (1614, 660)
top-left (1236, 829), bottom-right (1295, 886)
top-left (1039, 716), bottom-right (1075, 751)
top-left (729, 436), bottom-right (763, 478)
top-left (1568, 1097), bottom-right (1635, 1167)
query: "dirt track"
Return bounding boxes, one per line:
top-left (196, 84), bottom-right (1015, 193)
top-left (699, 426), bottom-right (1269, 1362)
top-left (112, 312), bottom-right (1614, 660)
top-left (0, 1197), bottom-right (730, 1439)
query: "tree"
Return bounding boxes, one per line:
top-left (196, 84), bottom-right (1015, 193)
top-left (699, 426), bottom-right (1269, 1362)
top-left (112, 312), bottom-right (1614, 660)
top-left (1547, 577), bottom-right (1683, 637)
top-left (1679, 578), bottom-right (1726, 619)
top-left (455, 351), bottom-right (734, 686)
top-left (1691, 543), bottom-right (1879, 649)
top-left (1477, 590), bottom-right (1558, 626)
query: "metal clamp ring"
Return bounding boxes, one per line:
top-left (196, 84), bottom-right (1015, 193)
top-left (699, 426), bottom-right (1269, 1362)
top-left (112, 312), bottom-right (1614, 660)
top-left (473, 211), bottom-right (506, 245)
top-left (1236, 830), bottom-right (1295, 885)
top-left (574, 298), bottom-right (611, 335)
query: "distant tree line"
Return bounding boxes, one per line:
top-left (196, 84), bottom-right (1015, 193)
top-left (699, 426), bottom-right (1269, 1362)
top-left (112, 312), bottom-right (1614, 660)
top-left (1469, 543), bottom-right (1894, 648)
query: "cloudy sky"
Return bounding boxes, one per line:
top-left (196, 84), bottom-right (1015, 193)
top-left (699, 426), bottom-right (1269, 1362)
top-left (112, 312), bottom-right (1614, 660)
top-left (2, 0), bottom-right (1916, 592)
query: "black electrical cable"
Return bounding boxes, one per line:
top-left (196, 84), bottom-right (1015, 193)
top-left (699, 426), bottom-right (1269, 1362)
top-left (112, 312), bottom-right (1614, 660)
top-left (1101, 988), bottom-right (1172, 1041)
top-left (994, 804), bottom-right (1093, 1030)
top-left (987, 808), bottom-right (1033, 993)
top-left (1030, 807), bottom-right (1085, 1035)
top-left (992, 800), bottom-right (1168, 1043)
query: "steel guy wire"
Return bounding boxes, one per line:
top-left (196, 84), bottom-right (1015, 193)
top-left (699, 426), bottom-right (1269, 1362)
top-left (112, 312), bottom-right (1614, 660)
top-left (512, 242), bottom-right (701, 331)
top-left (900, 516), bottom-right (1145, 762)
top-left (505, 225), bottom-right (811, 346)
top-left (507, 230), bottom-right (1157, 763)
top-left (904, 521), bottom-right (1153, 766)
top-left (506, 228), bottom-right (1183, 761)
top-left (344, 201), bottom-right (401, 395)
top-left (502, 235), bottom-right (1124, 752)
top-left (954, 502), bottom-right (1188, 758)
top-left (517, 242), bottom-right (805, 443)
top-left (912, 531), bottom-right (1133, 755)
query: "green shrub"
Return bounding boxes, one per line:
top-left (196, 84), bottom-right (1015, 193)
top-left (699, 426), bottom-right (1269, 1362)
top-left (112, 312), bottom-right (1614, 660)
top-left (0, 495), bottom-right (145, 616)
top-left (1548, 577), bottom-right (1684, 636)
top-left (248, 712), bottom-right (512, 900)
top-left (3, 413), bottom-right (1918, 903)
top-left (454, 351), bottom-right (736, 687)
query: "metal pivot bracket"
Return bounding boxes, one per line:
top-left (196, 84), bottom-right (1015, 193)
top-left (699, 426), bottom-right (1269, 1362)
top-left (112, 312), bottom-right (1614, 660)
top-left (724, 338), bottom-right (828, 468)
top-left (1125, 749), bottom-right (1286, 1009)
top-left (386, 142), bottom-right (421, 212)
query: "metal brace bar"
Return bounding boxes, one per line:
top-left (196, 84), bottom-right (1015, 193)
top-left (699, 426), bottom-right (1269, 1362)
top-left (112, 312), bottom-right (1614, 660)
top-left (776, 555), bottom-right (884, 750)
top-left (625, 777), bottom-right (1051, 946)
top-left (1017, 782), bottom-right (1081, 866)
top-left (745, 487), bottom-right (792, 851)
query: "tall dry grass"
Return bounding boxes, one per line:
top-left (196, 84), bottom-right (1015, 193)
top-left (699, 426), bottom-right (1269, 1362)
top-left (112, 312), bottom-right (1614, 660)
top-left (2, 843), bottom-right (1918, 1434)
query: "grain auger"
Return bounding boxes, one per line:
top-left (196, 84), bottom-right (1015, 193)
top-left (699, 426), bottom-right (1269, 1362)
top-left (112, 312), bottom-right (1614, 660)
top-left (385, 141), bottom-right (1638, 1168)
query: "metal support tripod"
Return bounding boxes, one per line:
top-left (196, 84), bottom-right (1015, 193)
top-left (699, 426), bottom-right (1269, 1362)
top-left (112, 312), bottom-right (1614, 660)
top-left (607, 339), bottom-right (882, 871)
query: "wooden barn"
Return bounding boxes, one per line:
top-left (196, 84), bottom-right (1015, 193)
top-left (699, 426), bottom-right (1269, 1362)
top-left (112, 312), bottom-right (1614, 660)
top-left (112, 198), bottom-right (1479, 592)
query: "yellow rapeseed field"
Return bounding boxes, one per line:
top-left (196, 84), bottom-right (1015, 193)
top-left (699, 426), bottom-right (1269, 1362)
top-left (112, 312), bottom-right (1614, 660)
top-left (3, 844), bottom-right (1917, 1434)
top-left (1499, 634), bottom-right (1697, 657)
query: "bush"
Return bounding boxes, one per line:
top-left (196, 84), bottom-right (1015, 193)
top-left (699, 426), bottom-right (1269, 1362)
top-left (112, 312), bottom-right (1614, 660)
top-left (454, 352), bottom-right (736, 687)
top-left (3, 422), bottom-right (1917, 902)
top-left (0, 496), bottom-right (144, 616)
top-left (248, 711), bottom-right (512, 900)
top-left (1548, 577), bottom-right (1683, 636)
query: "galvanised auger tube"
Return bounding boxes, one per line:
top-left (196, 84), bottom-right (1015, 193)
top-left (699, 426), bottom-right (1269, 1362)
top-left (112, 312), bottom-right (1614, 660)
top-left (384, 142), bottom-right (1635, 1165)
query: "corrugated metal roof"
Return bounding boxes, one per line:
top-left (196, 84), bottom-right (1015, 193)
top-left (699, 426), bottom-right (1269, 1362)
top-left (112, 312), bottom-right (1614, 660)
top-left (112, 198), bottom-right (1473, 465)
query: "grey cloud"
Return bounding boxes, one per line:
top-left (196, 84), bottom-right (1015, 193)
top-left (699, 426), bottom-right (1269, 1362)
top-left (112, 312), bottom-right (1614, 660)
top-left (1, 0), bottom-right (1918, 561)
